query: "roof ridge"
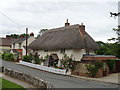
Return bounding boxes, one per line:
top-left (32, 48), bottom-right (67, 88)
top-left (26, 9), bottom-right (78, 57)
top-left (46, 24), bottom-right (80, 32)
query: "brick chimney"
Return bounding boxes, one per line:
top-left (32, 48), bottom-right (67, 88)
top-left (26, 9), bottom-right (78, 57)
top-left (20, 35), bottom-right (24, 38)
top-left (65, 19), bottom-right (70, 26)
top-left (79, 23), bottom-right (85, 36)
top-left (30, 32), bottom-right (34, 37)
top-left (6, 35), bottom-right (11, 39)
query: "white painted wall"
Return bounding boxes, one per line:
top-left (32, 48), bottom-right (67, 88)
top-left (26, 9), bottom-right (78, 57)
top-left (19, 60), bottom-right (67, 75)
top-left (37, 49), bottom-right (95, 61)
top-left (11, 36), bottom-right (35, 56)
top-left (22, 36), bottom-right (35, 55)
top-left (22, 36), bottom-right (35, 47)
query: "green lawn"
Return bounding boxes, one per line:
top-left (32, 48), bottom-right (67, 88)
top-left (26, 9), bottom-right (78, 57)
top-left (0, 77), bottom-right (25, 90)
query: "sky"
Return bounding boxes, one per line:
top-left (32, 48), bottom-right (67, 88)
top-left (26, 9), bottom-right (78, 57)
top-left (0, 0), bottom-right (119, 43)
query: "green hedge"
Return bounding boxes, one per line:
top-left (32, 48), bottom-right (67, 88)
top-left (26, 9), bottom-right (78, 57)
top-left (106, 60), bottom-right (116, 72)
top-left (2, 53), bottom-right (15, 61)
top-left (22, 55), bottom-right (33, 63)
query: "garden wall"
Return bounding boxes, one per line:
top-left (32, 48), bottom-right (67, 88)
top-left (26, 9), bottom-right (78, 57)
top-left (3, 67), bottom-right (54, 89)
top-left (71, 62), bottom-right (109, 78)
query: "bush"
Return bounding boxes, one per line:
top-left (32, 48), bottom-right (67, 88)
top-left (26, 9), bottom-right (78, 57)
top-left (22, 55), bottom-right (33, 63)
top-left (0, 53), bottom-right (2, 59)
top-left (86, 61), bottom-right (103, 77)
top-left (39, 57), bottom-right (45, 63)
top-left (106, 60), bottom-right (116, 72)
top-left (3, 53), bottom-right (15, 61)
top-left (33, 52), bottom-right (40, 64)
top-left (61, 54), bottom-right (76, 72)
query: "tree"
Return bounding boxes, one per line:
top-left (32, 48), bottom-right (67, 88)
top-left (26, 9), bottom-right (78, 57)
top-left (37, 29), bottom-right (48, 38)
top-left (109, 11), bottom-right (120, 58)
top-left (7, 33), bottom-right (29, 38)
top-left (95, 41), bottom-right (119, 57)
top-left (108, 26), bottom-right (120, 58)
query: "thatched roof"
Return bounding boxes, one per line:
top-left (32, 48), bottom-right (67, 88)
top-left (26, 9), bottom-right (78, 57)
top-left (29, 24), bottom-right (99, 50)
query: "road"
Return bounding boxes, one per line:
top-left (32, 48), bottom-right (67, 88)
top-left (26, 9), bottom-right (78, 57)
top-left (2, 60), bottom-right (119, 88)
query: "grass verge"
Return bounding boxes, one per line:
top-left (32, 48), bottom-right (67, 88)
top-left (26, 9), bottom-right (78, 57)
top-left (0, 77), bottom-right (25, 90)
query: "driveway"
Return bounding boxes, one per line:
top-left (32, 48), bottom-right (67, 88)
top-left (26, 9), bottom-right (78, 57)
top-left (2, 60), bottom-right (119, 88)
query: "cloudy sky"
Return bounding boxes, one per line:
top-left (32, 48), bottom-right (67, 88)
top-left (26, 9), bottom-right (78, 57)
top-left (0, 0), bottom-right (119, 43)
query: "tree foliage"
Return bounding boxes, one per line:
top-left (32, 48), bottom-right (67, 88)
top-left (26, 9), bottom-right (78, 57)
top-left (7, 33), bottom-right (29, 39)
top-left (95, 41), bottom-right (118, 56)
top-left (95, 26), bottom-right (120, 58)
top-left (37, 29), bottom-right (48, 38)
top-left (108, 26), bottom-right (120, 58)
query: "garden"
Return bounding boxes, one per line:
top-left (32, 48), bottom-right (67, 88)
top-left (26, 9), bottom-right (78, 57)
top-left (22, 53), bottom-right (76, 73)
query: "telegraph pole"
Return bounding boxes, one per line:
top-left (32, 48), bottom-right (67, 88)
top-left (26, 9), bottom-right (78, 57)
top-left (26, 28), bottom-right (28, 56)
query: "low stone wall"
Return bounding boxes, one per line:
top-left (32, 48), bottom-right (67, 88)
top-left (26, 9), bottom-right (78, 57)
top-left (71, 62), bottom-right (109, 78)
top-left (71, 63), bottom-right (88, 77)
top-left (3, 68), bottom-right (54, 89)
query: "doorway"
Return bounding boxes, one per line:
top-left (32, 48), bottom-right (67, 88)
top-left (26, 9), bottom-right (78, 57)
top-left (48, 53), bottom-right (59, 67)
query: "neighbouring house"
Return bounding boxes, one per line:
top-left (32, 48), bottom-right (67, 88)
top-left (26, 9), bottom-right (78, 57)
top-left (29, 20), bottom-right (99, 66)
top-left (0, 35), bottom-right (19, 53)
top-left (11, 33), bottom-right (35, 59)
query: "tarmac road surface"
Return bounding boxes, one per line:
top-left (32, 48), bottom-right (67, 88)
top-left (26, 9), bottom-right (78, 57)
top-left (2, 60), bottom-right (119, 88)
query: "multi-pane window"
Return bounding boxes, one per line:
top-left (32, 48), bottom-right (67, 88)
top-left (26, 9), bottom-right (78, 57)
top-left (19, 43), bottom-right (21, 49)
top-left (60, 49), bottom-right (65, 54)
top-left (44, 50), bottom-right (48, 52)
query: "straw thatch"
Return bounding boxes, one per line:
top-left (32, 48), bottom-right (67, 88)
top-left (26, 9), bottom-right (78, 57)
top-left (29, 24), bottom-right (99, 50)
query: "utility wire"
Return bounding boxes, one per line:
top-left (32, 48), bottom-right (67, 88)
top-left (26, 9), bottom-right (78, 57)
top-left (0, 11), bottom-right (23, 29)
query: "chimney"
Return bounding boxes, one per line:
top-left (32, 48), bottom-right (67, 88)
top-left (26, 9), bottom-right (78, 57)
top-left (20, 35), bottom-right (24, 38)
top-left (79, 23), bottom-right (85, 36)
top-left (30, 32), bottom-right (34, 37)
top-left (6, 35), bottom-right (11, 39)
top-left (65, 19), bottom-right (70, 26)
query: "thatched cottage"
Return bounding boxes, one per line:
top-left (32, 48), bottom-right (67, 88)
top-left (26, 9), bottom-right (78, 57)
top-left (29, 20), bottom-right (99, 64)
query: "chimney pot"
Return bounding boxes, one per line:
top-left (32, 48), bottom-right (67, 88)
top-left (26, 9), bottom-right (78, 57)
top-left (65, 19), bottom-right (70, 26)
top-left (30, 32), bottom-right (34, 36)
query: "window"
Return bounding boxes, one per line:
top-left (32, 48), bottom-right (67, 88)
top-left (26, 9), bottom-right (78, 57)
top-left (44, 50), bottom-right (48, 52)
top-left (13, 43), bottom-right (15, 49)
top-left (19, 43), bottom-right (21, 49)
top-left (60, 49), bottom-right (65, 54)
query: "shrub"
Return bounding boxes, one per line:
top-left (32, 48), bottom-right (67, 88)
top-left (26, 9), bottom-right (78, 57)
top-left (33, 52), bottom-right (40, 64)
top-left (22, 55), bottom-right (32, 63)
top-left (61, 54), bottom-right (76, 72)
top-left (106, 60), bottom-right (116, 72)
top-left (86, 61), bottom-right (104, 77)
top-left (0, 53), bottom-right (2, 59)
top-left (44, 55), bottom-right (49, 60)
top-left (3, 53), bottom-right (15, 61)
top-left (39, 57), bottom-right (45, 63)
